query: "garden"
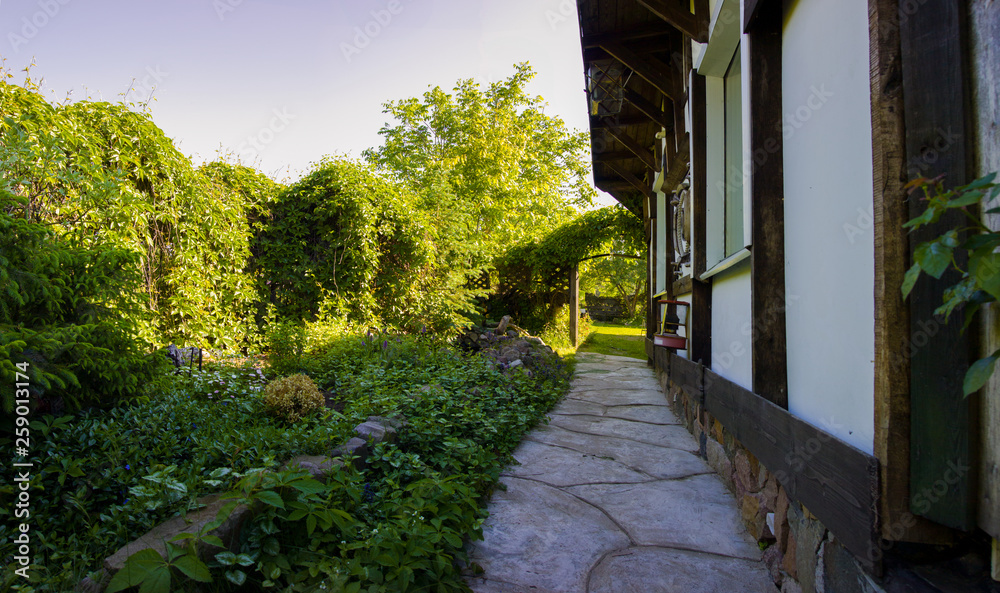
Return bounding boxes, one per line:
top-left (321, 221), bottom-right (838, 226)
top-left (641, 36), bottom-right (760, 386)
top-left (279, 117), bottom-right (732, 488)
top-left (0, 64), bottom-right (643, 591)
top-left (2, 322), bottom-right (572, 592)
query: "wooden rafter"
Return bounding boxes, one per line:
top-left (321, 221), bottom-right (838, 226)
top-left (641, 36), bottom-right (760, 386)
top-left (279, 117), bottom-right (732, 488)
top-left (592, 150), bottom-right (640, 162)
top-left (582, 24), bottom-right (672, 48)
top-left (622, 87), bottom-right (673, 130)
top-left (603, 161), bottom-right (655, 199)
top-left (599, 41), bottom-right (680, 100)
top-left (590, 113), bottom-right (653, 128)
top-left (633, 0), bottom-right (709, 43)
top-left (602, 124), bottom-right (658, 171)
top-left (583, 36), bottom-right (676, 63)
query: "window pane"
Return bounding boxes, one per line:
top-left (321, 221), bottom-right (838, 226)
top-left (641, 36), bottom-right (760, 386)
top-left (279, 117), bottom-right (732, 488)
top-left (724, 46), bottom-right (744, 256)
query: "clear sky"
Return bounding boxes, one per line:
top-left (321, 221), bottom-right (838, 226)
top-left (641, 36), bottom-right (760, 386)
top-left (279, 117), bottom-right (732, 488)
top-left (1, 0), bottom-right (608, 200)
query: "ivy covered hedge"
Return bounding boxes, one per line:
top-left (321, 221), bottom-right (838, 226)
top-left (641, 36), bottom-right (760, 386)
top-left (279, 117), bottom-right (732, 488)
top-left (492, 205), bottom-right (644, 330)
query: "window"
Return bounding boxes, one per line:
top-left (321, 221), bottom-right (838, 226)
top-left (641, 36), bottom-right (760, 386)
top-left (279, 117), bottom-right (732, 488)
top-left (703, 44), bottom-right (747, 274)
top-left (723, 46), bottom-right (743, 257)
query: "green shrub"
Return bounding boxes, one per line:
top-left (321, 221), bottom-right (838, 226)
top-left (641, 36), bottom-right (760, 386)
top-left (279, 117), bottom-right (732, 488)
top-left (0, 205), bottom-right (165, 415)
top-left (262, 374), bottom-right (324, 423)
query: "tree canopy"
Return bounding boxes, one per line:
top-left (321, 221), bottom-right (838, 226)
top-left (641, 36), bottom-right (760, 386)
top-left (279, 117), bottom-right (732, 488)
top-left (364, 63), bottom-right (596, 259)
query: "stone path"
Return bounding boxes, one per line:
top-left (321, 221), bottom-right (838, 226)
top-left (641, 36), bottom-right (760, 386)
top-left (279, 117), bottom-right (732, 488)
top-left (466, 352), bottom-right (777, 593)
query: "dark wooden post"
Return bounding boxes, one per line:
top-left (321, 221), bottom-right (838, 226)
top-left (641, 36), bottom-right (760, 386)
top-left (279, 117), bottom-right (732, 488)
top-left (900, 0), bottom-right (976, 531)
top-left (746, 0), bottom-right (788, 409)
top-left (569, 264), bottom-right (580, 347)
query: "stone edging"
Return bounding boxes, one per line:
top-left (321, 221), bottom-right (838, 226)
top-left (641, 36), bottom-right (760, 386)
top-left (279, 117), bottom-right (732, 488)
top-left (76, 415), bottom-right (405, 593)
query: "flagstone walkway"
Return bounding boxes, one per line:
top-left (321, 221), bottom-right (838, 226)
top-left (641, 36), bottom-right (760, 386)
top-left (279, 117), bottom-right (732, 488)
top-left (466, 352), bottom-right (777, 593)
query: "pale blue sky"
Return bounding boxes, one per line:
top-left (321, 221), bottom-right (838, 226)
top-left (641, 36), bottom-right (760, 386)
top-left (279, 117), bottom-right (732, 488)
top-left (1, 0), bottom-right (604, 194)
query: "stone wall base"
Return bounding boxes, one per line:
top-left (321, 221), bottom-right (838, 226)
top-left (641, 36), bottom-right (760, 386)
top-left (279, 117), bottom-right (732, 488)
top-left (655, 368), bottom-right (886, 593)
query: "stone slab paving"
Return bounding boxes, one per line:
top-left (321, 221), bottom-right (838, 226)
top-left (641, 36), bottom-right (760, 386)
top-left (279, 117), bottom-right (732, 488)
top-left (467, 352), bottom-right (776, 593)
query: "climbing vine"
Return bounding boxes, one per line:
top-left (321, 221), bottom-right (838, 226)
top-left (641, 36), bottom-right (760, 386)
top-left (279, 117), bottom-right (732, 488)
top-left (493, 205), bottom-right (644, 329)
top-left (902, 172), bottom-right (1000, 396)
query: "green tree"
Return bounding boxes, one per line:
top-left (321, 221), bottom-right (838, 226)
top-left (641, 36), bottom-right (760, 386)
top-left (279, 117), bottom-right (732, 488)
top-left (364, 63), bottom-right (596, 260)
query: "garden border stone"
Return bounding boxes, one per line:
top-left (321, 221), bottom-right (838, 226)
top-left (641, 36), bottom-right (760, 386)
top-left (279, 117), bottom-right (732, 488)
top-left (77, 415), bottom-right (404, 592)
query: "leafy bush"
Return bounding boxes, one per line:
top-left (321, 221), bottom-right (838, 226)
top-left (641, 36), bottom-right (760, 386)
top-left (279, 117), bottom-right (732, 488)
top-left (0, 205), bottom-right (164, 415)
top-left (1, 77), bottom-right (281, 350)
top-left (262, 374), bottom-right (324, 423)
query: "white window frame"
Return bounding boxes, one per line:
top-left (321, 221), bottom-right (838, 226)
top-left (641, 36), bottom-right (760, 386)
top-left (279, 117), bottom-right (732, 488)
top-left (696, 0), bottom-right (751, 276)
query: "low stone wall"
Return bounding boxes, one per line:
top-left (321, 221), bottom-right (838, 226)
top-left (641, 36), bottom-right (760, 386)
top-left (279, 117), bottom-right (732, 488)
top-left (653, 369), bottom-right (879, 593)
top-left (77, 416), bottom-right (404, 592)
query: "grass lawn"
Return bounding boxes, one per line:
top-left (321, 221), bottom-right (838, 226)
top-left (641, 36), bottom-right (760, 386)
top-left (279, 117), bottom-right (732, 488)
top-left (577, 320), bottom-right (647, 360)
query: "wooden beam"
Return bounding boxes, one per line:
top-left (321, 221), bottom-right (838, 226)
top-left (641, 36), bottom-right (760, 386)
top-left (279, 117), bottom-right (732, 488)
top-left (592, 150), bottom-right (641, 163)
top-left (672, 354), bottom-right (704, 401)
top-left (700, 368), bottom-right (880, 571)
top-left (604, 161), bottom-right (655, 199)
top-left (743, 0), bottom-right (769, 32)
top-left (582, 25), bottom-right (672, 48)
top-left (868, 0), bottom-right (956, 545)
top-left (622, 87), bottom-right (674, 129)
top-left (747, 2), bottom-right (788, 409)
top-left (583, 36), bottom-right (678, 63)
top-left (594, 178), bottom-right (635, 191)
top-left (662, 133), bottom-right (691, 193)
top-left (590, 113), bottom-right (654, 129)
top-left (569, 265), bottom-right (580, 347)
top-left (673, 275), bottom-right (693, 296)
top-left (689, 72), bottom-right (712, 366)
top-left (602, 125), bottom-right (658, 171)
top-left (900, 0), bottom-right (976, 531)
top-left (633, 0), bottom-right (709, 43)
top-left (599, 41), bottom-right (680, 100)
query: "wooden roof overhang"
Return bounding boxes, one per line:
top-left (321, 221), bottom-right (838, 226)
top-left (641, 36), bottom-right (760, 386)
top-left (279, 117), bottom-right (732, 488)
top-left (576, 0), bottom-right (708, 218)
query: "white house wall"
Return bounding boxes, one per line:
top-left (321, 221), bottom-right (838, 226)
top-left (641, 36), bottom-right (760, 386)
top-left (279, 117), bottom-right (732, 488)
top-left (782, 0), bottom-right (875, 454)
top-left (710, 260), bottom-right (753, 389)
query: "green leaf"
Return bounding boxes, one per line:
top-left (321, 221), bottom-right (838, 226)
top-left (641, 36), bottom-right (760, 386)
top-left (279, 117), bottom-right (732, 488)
top-left (961, 172), bottom-right (997, 191)
top-left (289, 477), bottom-right (326, 495)
top-left (226, 570), bottom-right (248, 586)
top-left (964, 351), bottom-right (1000, 397)
top-left (946, 190), bottom-right (984, 208)
top-left (973, 252), bottom-right (1000, 301)
top-left (235, 553), bottom-right (256, 567)
top-left (903, 205), bottom-right (938, 229)
top-left (137, 566), bottom-right (171, 593)
top-left (962, 233), bottom-right (1000, 251)
top-left (914, 240), bottom-right (953, 279)
top-left (106, 549), bottom-right (165, 592)
top-left (901, 263), bottom-right (922, 299)
top-left (215, 551), bottom-right (237, 566)
top-left (200, 534), bottom-right (225, 549)
top-left (263, 537), bottom-right (280, 556)
top-left (173, 555), bottom-right (213, 583)
top-left (255, 490), bottom-right (285, 509)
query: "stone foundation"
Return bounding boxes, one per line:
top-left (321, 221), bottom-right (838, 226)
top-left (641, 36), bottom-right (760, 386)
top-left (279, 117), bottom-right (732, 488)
top-left (655, 368), bottom-right (883, 593)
